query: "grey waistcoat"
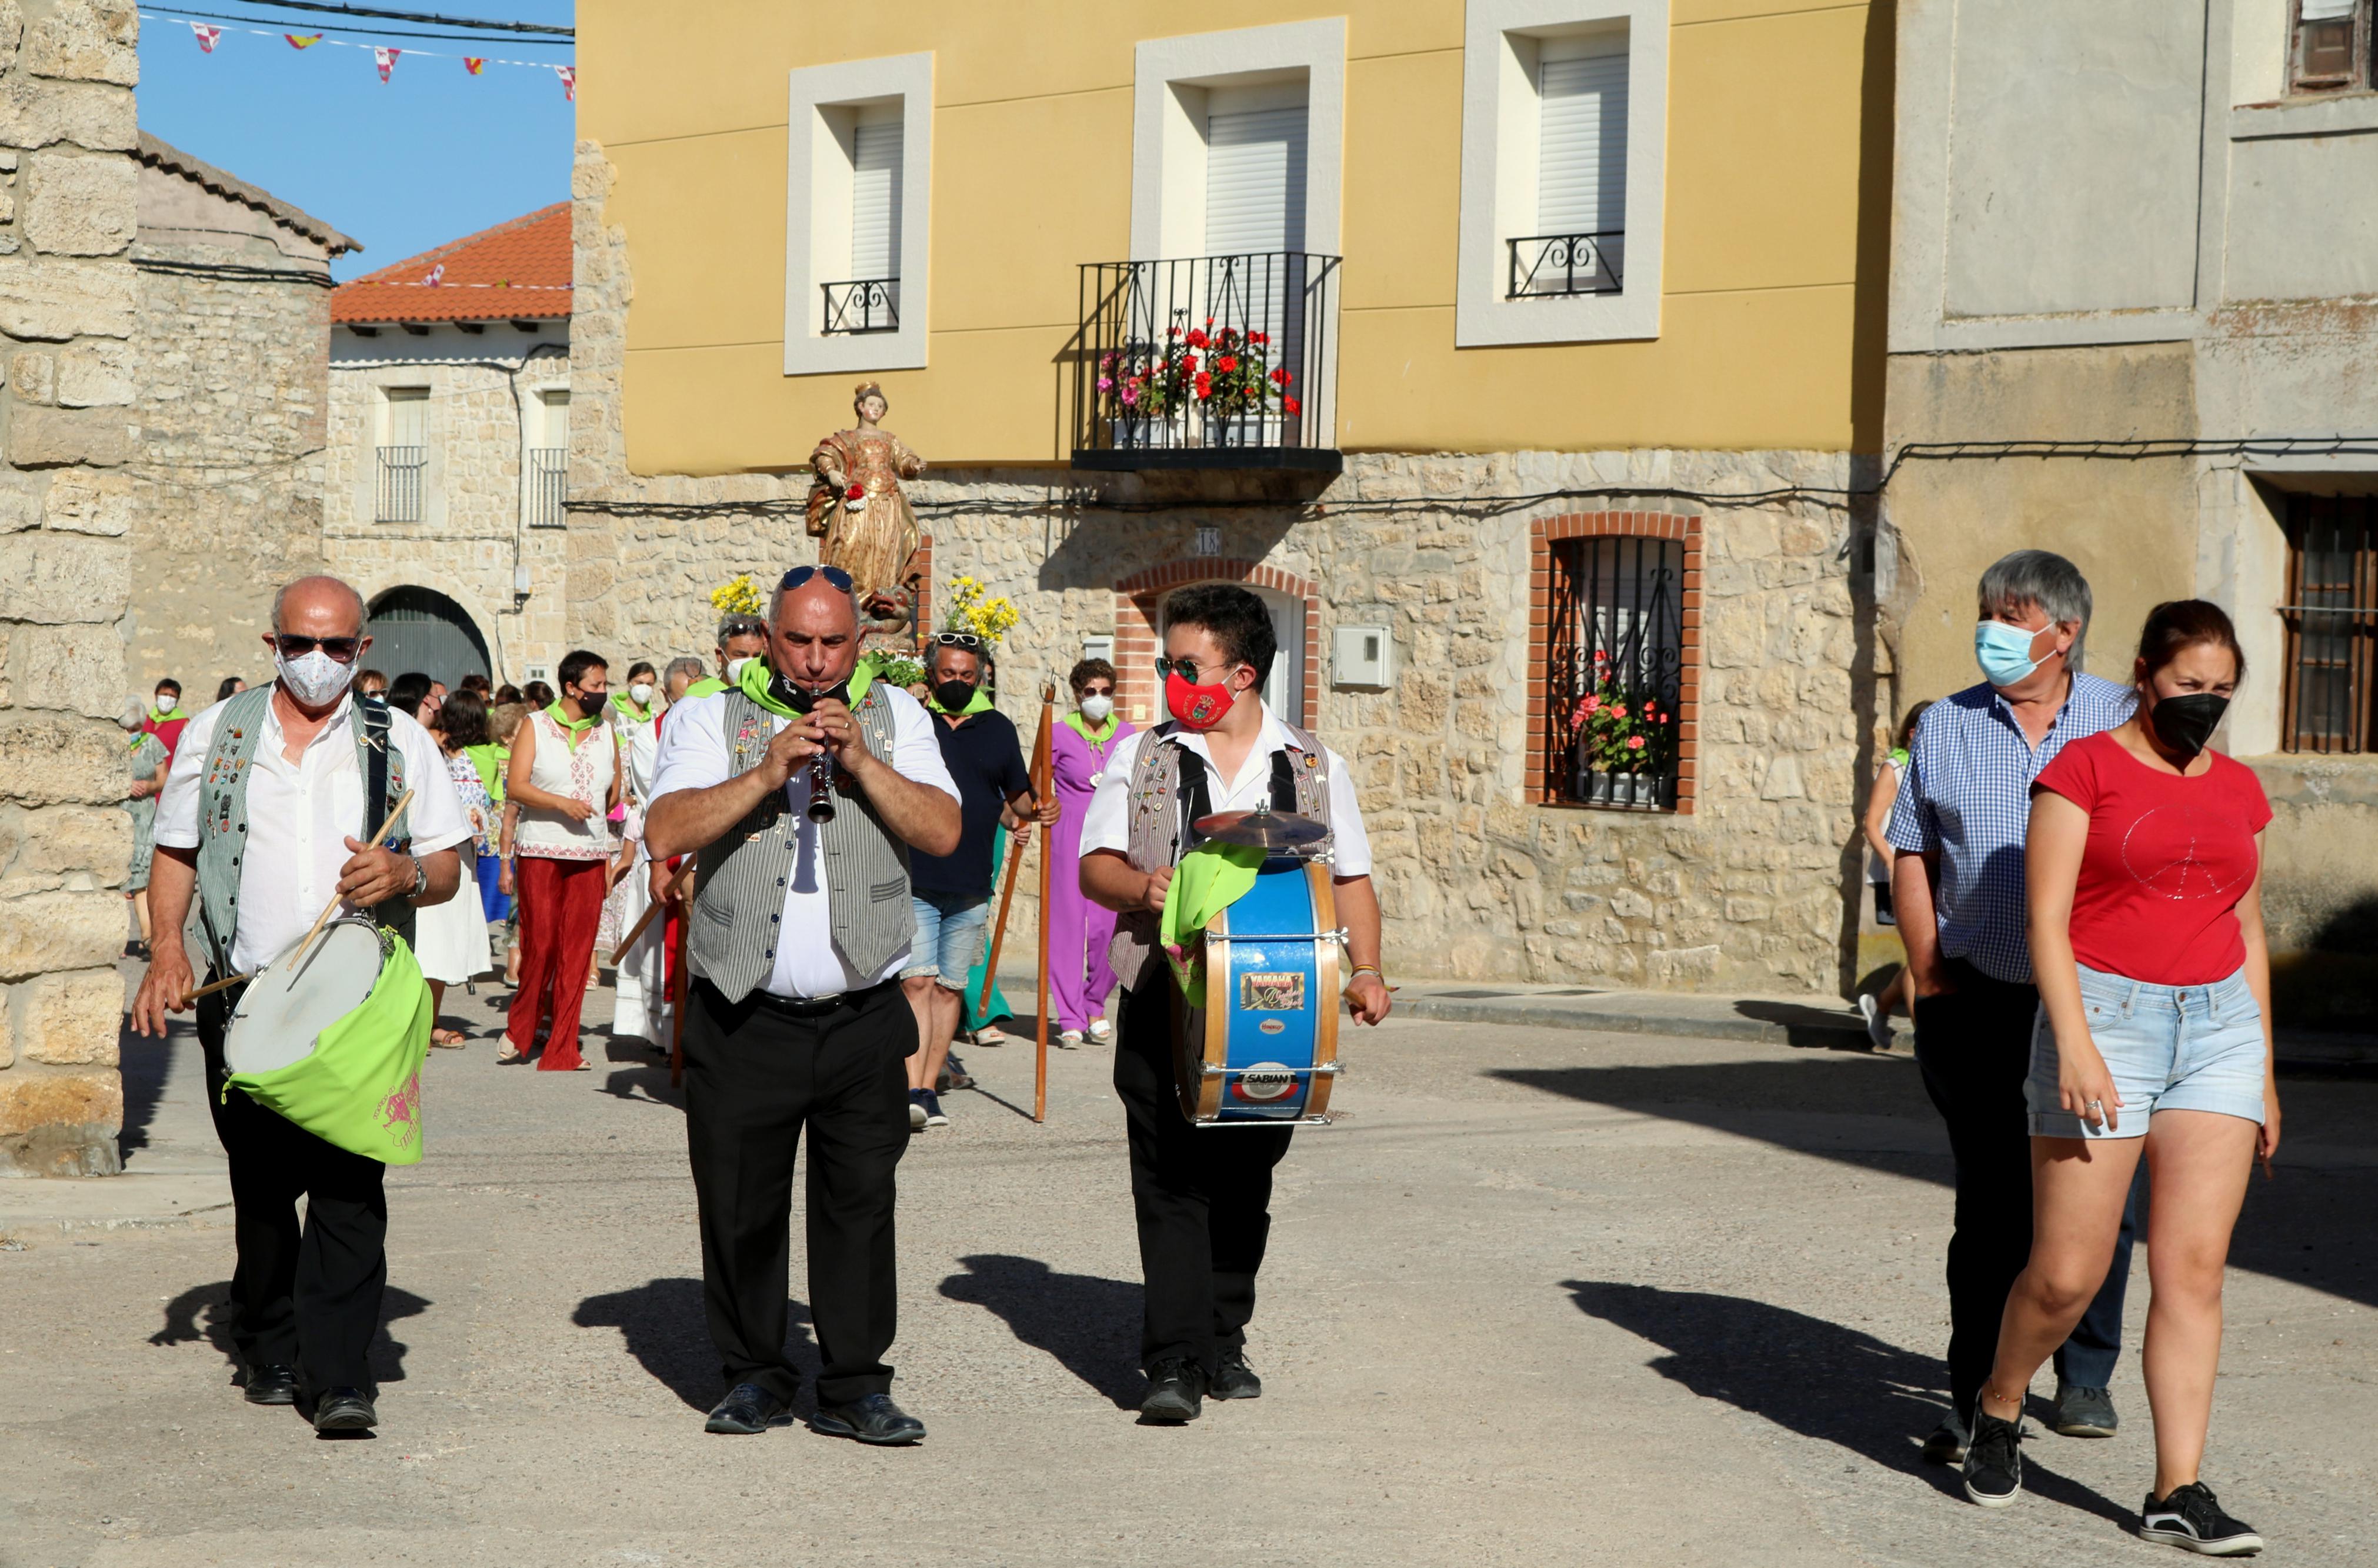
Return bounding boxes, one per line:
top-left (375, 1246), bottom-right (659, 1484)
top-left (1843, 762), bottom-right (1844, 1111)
top-left (192, 686), bottom-right (414, 977)
top-left (686, 685), bottom-right (916, 1003)
top-left (1108, 719), bottom-right (1333, 993)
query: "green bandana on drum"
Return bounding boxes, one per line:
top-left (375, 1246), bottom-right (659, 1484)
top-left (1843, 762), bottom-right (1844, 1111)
top-left (1158, 840), bottom-right (1266, 1006)
top-left (221, 926), bottom-right (433, 1166)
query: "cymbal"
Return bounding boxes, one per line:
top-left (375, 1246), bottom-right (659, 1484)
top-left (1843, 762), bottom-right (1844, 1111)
top-left (1192, 807), bottom-right (1329, 850)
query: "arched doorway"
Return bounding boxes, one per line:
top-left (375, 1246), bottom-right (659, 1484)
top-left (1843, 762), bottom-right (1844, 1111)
top-left (366, 586), bottom-right (491, 689)
top-left (1110, 561), bottom-right (1319, 728)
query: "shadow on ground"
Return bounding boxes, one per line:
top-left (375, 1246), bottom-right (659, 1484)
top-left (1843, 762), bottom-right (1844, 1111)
top-left (574, 1276), bottom-right (816, 1413)
top-left (116, 1019), bottom-right (182, 1162)
top-left (149, 1280), bottom-right (431, 1386)
top-left (1733, 1000), bottom-right (1874, 1050)
top-left (939, 1254), bottom-right (1143, 1408)
top-left (1563, 1280), bottom-right (2131, 1526)
top-left (1502, 1056), bottom-right (2378, 1310)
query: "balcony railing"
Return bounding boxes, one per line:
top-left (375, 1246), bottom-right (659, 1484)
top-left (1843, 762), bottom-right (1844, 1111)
top-left (821, 278), bottom-right (900, 335)
top-left (527, 446), bottom-right (567, 528)
top-left (1072, 251), bottom-right (1340, 472)
top-left (1507, 231), bottom-right (1624, 299)
top-left (375, 445), bottom-right (424, 523)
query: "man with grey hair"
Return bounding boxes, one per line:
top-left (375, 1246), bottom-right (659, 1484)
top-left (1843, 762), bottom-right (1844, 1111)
top-left (133, 574), bottom-right (472, 1435)
top-left (1886, 548), bottom-right (2143, 1465)
top-left (681, 613), bottom-right (770, 700)
top-left (662, 655), bottom-right (708, 704)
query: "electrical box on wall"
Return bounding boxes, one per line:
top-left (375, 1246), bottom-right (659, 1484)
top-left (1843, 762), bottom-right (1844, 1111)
top-left (1080, 636), bottom-right (1115, 668)
top-left (1331, 625), bottom-right (1394, 690)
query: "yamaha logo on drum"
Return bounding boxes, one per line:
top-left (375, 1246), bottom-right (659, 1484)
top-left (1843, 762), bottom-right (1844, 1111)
top-left (1231, 1063), bottom-right (1300, 1102)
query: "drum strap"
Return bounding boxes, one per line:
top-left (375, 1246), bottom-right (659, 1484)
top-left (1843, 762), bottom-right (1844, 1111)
top-left (1268, 749), bottom-right (1298, 811)
top-left (1174, 749), bottom-right (1212, 860)
top-left (361, 696), bottom-right (393, 843)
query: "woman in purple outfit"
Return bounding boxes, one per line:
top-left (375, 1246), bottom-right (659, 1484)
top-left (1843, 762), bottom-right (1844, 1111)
top-left (1048, 659), bottom-right (1135, 1047)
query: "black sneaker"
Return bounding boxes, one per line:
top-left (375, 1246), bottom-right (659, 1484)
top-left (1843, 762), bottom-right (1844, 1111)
top-left (1210, 1347), bottom-right (1262, 1400)
top-left (1139, 1357), bottom-right (1205, 1423)
top-left (1962, 1411), bottom-right (2022, 1507)
top-left (1922, 1409), bottom-right (1969, 1466)
top-left (2053, 1382), bottom-right (2118, 1437)
top-left (2141, 1482), bottom-right (2263, 1556)
top-left (907, 1089), bottom-right (930, 1131)
top-left (922, 1090), bottom-right (949, 1129)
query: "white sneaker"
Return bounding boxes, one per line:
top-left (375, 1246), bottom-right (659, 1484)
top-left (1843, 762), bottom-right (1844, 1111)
top-left (1859, 993), bottom-right (1892, 1049)
top-left (1058, 1029), bottom-right (1085, 1050)
top-left (1087, 1017), bottom-right (1114, 1045)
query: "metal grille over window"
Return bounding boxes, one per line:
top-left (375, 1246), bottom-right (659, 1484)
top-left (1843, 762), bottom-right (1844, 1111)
top-left (526, 447), bottom-right (567, 528)
top-left (823, 115), bottom-right (903, 335)
top-left (1513, 38), bottom-right (1626, 298)
top-left (1544, 535), bottom-right (1683, 809)
top-left (2281, 495), bottom-right (2376, 753)
top-left (375, 446), bottom-right (425, 523)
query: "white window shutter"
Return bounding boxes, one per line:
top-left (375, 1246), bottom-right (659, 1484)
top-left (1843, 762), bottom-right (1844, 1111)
top-left (1205, 105), bottom-right (1308, 255)
top-left (1537, 46), bottom-right (1628, 238)
top-left (386, 388), bottom-right (427, 447)
top-left (2300, 0), bottom-right (2354, 20)
top-left (851, 119), bottom-right (903, 281)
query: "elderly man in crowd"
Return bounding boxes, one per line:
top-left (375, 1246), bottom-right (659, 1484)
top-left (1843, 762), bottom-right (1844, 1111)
top-left (681, 613), bottom-right (770, 701)
top-left (1886, 548), bottom-right (2145, 1465)
top-left (134, 575), bottom-right (471, 1435)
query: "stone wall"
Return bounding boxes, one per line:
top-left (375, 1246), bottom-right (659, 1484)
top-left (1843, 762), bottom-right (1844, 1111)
top-left (567, 142), bottom-right (1873, 995)
top-left (126, 155), bottom-right (336, 694)
top-left (0, 0), bottom-right (138, 1175)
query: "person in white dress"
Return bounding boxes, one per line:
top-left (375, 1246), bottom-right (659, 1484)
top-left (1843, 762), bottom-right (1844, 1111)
top-left (416, 689), bottom-right (496, 1045)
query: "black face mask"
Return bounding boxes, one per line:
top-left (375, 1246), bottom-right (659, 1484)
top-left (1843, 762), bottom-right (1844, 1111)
top-left (773, 668), bottom-right (847, 714)
top-left (2147, 691), bottom-right (2229, 760)
top-left (932, 678), bottom-right (977, 713)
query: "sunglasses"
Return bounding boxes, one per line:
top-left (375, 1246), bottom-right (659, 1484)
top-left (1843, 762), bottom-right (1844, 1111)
top-left (1153, 655), bottom-right (1237, 683)
top-left (271, 635), bottom-right (362, 662)
top-left (778, 564), bottom-right (855, 593)
top-left (929, 631), bottom-right (987, 650)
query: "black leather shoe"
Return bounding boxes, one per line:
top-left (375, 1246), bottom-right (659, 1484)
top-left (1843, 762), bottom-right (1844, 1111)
top-left (1140, 1357), bottom-right (1206, 1423)
top-left (311, 1387), bottom-right (378, 1433)
top-left (705, 1382), bottom-right (788, 1435)
top-left (810, 1392), bottom-right (925, 1445)
top-left (1210, 1348), bottom-right (1262, 1400)
top-left (242, 1363), bottom-right (299, 1406)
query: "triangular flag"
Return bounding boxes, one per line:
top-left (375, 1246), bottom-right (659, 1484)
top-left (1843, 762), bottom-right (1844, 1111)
top-left (285, 32), bottom-right (321, 48)
top-left (189, 22), bottom-right (221, 51)
top-left (373, 45), bottom-right (401, 82)
top-left (422, 263), bottom-right (446, 286)
top-left (555, 65), bottom-right (576, 102)
top-left (463, 56), bottom-right (485, 75)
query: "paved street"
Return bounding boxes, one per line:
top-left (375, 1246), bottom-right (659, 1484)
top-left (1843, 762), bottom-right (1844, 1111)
top-left (2, 990), bottom-right (2371, 1567)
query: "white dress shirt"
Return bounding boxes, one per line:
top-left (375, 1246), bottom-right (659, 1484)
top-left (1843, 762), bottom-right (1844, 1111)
top-left (1080, 703), bottom-right (1372, 877)
top-left (154, 690), bottom-right (474, 973)
top-left (645, 683), bottom-right (960, 998)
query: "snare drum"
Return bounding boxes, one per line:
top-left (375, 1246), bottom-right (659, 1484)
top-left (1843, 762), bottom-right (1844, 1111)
top-left (1175, 857), bottom-right (1343, 1126)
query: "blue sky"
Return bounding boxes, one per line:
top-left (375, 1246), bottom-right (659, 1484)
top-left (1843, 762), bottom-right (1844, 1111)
top-left (134, 4), bottom-right (575, 279)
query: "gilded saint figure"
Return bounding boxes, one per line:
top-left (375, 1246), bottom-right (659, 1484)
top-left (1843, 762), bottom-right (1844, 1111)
top-left (807, 380), bottom-right (926, 635)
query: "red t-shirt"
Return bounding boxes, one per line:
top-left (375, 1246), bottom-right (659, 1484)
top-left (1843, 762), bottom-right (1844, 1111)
top-left (2034, 731), bottom-right (2272, 985)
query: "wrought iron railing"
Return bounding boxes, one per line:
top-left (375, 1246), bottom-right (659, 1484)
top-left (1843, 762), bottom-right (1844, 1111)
top-left (2281, 496), bottom-right (2375, 753)
top-left (527, 446), bottom-right (567, 529)
top-left (1072, 251), bottom-right (1340, 466)
top-left (375, 445), bottom-right (425, 523)
top-left (822, 278), bottom-right (899, 335)
top-left (1507, 231), bottom-right (1625, 299)
top-left (1544, 534), bottom-right (1683, 810)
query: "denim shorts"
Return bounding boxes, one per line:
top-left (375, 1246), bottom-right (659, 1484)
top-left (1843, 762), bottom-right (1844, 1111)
top-left (904, 891), bottom-right (989, 989)
top-left (2027, 962), bottom-right (2267, 1140)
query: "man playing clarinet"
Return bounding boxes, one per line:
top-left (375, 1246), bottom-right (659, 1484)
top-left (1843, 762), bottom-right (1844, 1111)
top-left (642, 565), bottom-right (961, 1443)
top-left (1080, 583), bottom-right (1392, 1422)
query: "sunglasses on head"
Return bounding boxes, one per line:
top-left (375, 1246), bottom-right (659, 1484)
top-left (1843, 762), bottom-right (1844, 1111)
top-left (929, 631), bottom-right (987, 650)
top-left (271, 635), bottom-right (362, 663)
top-left (778, 564), bottom-right (855, 593)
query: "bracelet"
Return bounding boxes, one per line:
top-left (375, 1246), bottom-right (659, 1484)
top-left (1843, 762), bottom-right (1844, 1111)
top-left (1349, 965), bottom-right (1382, 982)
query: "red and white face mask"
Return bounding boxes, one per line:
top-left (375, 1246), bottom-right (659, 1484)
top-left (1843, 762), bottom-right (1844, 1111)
top-left (1165, 669), bottom-right (1236, 732)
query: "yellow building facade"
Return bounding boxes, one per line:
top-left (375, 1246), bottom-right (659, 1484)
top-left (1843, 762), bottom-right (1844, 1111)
top-left (566, 0), bottom-right (1897, 995)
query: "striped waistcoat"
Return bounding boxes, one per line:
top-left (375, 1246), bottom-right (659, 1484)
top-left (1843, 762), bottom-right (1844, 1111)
top-left (687, 685), bottom-right (916, 1002)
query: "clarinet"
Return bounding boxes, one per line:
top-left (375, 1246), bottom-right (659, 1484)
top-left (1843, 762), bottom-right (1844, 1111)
top-left (803, 683), bottom-right (837, 824)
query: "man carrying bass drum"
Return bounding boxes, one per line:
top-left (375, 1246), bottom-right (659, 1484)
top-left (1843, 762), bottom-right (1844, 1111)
top-left (1080, 583), bottom-right (1393, 1424)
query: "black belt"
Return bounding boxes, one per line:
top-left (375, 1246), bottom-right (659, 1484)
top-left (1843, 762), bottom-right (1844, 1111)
top-left (742, 977), bottom-right (898, 1018)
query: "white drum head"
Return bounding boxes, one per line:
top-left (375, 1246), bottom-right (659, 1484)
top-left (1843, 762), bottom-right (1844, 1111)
top-left (223, 920), bottom-right (385, 1074)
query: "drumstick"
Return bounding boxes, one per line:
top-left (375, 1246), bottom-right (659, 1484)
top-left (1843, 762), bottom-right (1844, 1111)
top-left (610, 859), bottom-right (695, 963)
top-left (189, 787), bottom-right (418, 1001)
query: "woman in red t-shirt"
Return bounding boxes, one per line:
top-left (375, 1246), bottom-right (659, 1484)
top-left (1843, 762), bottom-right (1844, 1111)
top-left (1957, 602), bottom-right (2276, 1553)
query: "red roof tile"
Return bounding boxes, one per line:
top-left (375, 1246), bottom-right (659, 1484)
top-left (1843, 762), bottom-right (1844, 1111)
top-left (332, 202), bottom-right (570, 325)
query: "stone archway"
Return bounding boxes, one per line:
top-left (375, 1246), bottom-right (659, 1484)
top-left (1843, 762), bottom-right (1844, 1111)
top-left (1112, 559), bottom-right (1322, 728)
top-left (365, 585), bottom-right (493, 689)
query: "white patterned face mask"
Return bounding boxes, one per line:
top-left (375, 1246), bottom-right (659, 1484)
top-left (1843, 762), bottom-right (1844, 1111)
top-left (276, 648), bottom-right (356, 706)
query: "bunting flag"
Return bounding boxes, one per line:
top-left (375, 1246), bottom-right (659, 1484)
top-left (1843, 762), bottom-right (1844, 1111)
top-left (144, 9), bottom-right (568, 86)
top-left (555, 64), bottom-right (575, 101)
top-left (188, 21), bottom-right (219, 50)
top-left (285, 32), bottom-right (321, 48)
top-left (422, 263), bottom-right (446, 286)
top-left (463, 56), bottom-right (485, 75)
top-left (373, 45), bottom-right (400, 81)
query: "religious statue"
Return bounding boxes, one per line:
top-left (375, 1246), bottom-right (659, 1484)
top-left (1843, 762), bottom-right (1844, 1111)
top-left (806, 381), bottom-right (926, 638)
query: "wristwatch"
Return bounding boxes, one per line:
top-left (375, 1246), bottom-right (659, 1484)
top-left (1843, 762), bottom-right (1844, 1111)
top-left (406, 854), bottom-right (428, 901)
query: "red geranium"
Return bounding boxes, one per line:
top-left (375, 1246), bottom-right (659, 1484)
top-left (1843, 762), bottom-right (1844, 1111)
top-left (1216, 355), bottom-right (1238, 373)
top-left (1194, 371), bottom-right (1213, 398)
top-left (1282, 394), bottom-right (1300, 415)
top-left (1185, 328), bottom-right (1209, 349)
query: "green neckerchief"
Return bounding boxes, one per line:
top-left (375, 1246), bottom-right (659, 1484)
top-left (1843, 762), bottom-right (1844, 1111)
top-left (736, 654), bottom-right (878, 721)
top-left (610, 691), bottom-right (658, 725)
top-left (149, 705), bottom-right (189, 724)
top-left (544, 699), bottom-right (601, 752)
top-left (926, 681), bottom-right (996, 719)
top-left (463, 741), bottom-right (508, 803)
top-left (1062, 711), bottom-right (1118, 745)
top-left (683, 676), bottom-right (728, 700)
top-left (126, 729), bottom-right (151, 753)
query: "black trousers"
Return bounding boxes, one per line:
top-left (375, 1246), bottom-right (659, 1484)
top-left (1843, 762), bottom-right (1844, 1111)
top-left (196, 983), bottom-right (390, 1396)
top-left (1912, 959), bottom-right (2140, 1423)
top-left (1113, 982), bottom-right (1294, 1374)
top-left (682, 978), bottom-right (915, 1407)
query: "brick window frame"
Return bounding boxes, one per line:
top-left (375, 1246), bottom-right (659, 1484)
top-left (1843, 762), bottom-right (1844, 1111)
top-left (1112, 559), bottom-right (1322, 727)
top-left (1526, 509), bottom-right (1701, 813)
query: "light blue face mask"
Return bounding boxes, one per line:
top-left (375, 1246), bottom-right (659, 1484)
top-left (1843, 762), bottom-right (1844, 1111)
top-left (1975, 619), bottom-right (2053, 689)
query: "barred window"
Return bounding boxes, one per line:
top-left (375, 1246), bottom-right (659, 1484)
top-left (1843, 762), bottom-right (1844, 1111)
top-left (2282, 494), bottom-right (2376, 753)
top-left (1543, 535), bottom-right (1683, 810)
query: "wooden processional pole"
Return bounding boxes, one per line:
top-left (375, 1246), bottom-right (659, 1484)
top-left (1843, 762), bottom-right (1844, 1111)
top-left (1030, 681), bottom-right (1056, 1124)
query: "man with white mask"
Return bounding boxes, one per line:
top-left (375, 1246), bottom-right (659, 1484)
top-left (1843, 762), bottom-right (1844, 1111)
top-left (134, 575), bottom-right (471, 1436)
top-left (1886, 549), bottom-right (2144, 1467)
top-left (681, 613), bottom-right (770, 701)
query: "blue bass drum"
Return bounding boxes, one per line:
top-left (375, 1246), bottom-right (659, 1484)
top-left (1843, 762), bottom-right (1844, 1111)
top-left (1175, 857), bottom-right (1343, 1126)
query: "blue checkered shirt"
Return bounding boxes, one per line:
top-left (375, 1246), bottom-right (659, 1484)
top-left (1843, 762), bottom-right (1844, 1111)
top-left (1884, 673), bottom-right (2136, 985)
